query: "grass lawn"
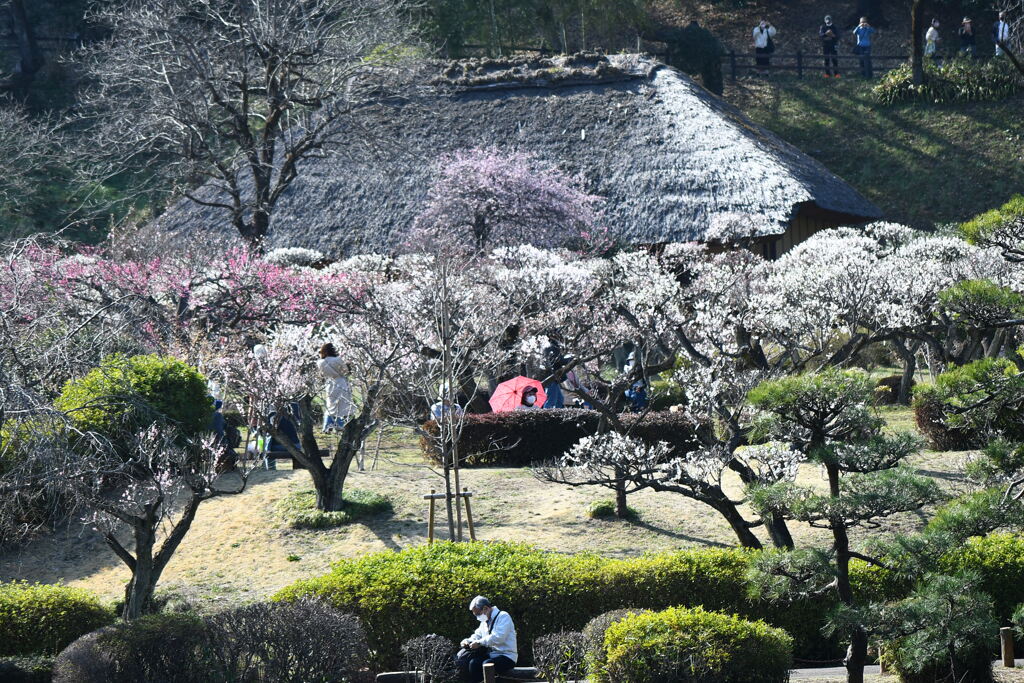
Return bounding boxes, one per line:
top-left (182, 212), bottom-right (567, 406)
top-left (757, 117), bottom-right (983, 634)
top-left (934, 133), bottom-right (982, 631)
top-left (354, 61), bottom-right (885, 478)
top-left (0, 407), bottom-right (977, 613)
top-left (725, 76), bottom-right (1024, 228)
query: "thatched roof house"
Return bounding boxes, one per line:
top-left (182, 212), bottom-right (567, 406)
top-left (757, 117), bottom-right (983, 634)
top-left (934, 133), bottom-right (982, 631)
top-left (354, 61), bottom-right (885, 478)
top-left (153, 54), bottom-right (881, 258)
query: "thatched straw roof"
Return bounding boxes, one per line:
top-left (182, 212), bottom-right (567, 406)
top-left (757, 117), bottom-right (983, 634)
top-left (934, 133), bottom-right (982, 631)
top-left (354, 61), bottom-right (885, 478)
top-left (152, 54), bottom-right (880, 255)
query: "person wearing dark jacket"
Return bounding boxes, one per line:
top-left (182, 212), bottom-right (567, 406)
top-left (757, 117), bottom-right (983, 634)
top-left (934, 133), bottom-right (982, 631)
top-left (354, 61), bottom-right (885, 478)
top-left (959, 17), bottom-right (977, 56)
top-left (819, 15), bottom-right (841, 77)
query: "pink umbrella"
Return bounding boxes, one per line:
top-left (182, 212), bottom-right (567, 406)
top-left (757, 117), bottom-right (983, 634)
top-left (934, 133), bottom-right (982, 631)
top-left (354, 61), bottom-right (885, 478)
top-left (489, 376), bottom-right (547, 413)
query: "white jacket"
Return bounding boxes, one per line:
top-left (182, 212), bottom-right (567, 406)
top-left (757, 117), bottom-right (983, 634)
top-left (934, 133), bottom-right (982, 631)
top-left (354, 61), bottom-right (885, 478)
top-left (467, 608), bottom-right (518, 663)
top-left (752, 25), bottom-right (777, 48)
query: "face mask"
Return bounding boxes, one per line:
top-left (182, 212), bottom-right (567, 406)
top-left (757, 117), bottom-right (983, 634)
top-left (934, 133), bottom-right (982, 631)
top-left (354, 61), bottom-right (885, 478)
top-left (525, 395), bottom-right (536, 405)
top-left (476, 613), bottom-right (488, 622)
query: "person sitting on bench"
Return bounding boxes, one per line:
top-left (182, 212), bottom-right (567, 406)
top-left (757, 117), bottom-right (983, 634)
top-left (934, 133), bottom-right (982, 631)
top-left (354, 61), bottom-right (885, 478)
top-left (456, 596), bottom-right (517, 683)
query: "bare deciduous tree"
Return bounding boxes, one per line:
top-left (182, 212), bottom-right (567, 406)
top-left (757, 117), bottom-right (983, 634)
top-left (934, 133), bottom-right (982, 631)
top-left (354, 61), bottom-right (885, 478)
top-left (74, 0), bottom-right (420, 247)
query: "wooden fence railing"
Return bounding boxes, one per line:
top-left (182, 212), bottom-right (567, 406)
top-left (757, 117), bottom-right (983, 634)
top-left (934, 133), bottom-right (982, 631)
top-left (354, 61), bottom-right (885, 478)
top-left (722, 50), bottom-right (911, 80)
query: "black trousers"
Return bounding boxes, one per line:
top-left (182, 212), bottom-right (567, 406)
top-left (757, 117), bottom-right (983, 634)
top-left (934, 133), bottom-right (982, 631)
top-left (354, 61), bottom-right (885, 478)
top-left (822, 44), bottom-right (839, 74)
top-left (755, 46), bottom-right (771, 67)
top-left (456, 648), bottom-right (515, 683)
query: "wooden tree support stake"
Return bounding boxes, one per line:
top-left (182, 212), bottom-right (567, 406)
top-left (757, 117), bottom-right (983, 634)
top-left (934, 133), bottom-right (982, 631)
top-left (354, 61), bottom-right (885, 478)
top-left (1001, 626), bottom-right (1015, 667)
top-left (423, 489), bottom-right (477, 544)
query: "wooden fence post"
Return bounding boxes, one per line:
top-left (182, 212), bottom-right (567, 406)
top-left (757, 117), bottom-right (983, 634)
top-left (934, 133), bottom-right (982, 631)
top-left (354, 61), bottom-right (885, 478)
top-left (462, 487), bottom-right (477, 541)
top-left (796, 49), bottom-right (803, 78)
top-left (729, 50), bottom-right (737, 81)
top-left (426, 489), bottom-right (435, 545)
top-left (483, 662), bottom-right (496, 683)
top-left (1001, 626), bottom-right (1015, 667)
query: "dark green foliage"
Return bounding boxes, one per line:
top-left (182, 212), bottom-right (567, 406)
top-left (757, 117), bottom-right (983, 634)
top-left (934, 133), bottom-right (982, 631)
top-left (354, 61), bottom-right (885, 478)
top-left (0, 582), bottom-right (114, 657)
top-left (581, 608), bottom-right (645, 672)
top-left (54, 600), bottom-right (367, 683)
top-left (598, 606), bottom-right (792, 683)
top-left (274, 488), bottom-right (393, 529)
top-left (205, 599), bottom-right (369, 683)
top-left (875, 59), bottom-right (1022, 105)
top-left (402, 634), bottom-right (459, 683)
top-left (961, 194), bottom-right (1024, 244)
top-left (420, 410), bottom-right (698, 466)
top-left (913, 359), bottom-right (1024, 449)
top-left (586, 499), bottom-right (638, 520)
top-left (0, 655), bottom-right (56, 683)
top-left (939, 533), bottom-right (1024, 624)
top-left (55, 354), bottom-right (213, 455)
top-left (940, 279), bottom-right (1024, 328)
top-left (99, 613), bottom-right (211, 682)
top-left (875, 574), bottom-right (995, 683)
top-left (875, 374), bottom-right (913, 405)
top-left (532, 631), bottom-right (587, 683)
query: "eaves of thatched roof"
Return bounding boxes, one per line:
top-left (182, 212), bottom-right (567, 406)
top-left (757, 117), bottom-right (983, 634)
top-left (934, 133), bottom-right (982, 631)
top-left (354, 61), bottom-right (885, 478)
top-left (152, 55), bottom-right (881, 256)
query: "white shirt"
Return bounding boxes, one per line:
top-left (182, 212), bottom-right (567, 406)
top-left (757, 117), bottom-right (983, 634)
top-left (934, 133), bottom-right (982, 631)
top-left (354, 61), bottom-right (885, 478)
top-left (996, 21), bottom-right (1010, 42)
top-left (752, 25), bottom-right (777, 48)
top-left (926, 26), bottom-right (940, 42)
top-left (467, 608), bottom-right (518, 663)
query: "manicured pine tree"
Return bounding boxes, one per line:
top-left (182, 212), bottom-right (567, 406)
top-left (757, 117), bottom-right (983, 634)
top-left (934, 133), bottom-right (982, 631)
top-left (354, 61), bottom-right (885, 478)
top-left (745, 368), bottom-right (941, 683)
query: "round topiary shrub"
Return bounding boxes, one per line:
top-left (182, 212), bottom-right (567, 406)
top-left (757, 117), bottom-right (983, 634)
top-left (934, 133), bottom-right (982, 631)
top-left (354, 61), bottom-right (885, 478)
top-left (597, 606), bottom-right (792, 683)
top-left (581, 607), bottom-right (645, 671)
top-left (0, 582), bottom-right (114, 657)
top-left (55, 354), bottom-right (213, 455)
top-left (402, 634), bottom-right (458, 682)
top-left (51, 627), bottom-right (119, 683)
top-left (533, 630), bottom-right (587, 683)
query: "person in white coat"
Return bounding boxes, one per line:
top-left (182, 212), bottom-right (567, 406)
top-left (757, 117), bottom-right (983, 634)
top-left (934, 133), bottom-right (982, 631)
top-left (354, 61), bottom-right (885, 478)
top-left (317, 343), bottom-right (354, 432)
top-left (456, 596), bottom-right (517, 683)
top-left (752, 20), bottom-right (777, 73)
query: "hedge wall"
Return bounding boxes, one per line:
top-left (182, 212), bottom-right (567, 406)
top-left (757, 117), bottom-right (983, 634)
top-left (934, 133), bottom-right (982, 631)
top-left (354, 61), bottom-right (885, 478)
top-left (274, 542), bottom-right (842, 668)
top-left (0, 582), bottom-right (114, 657)
top-left (420, 410), bottom-right (699, 467)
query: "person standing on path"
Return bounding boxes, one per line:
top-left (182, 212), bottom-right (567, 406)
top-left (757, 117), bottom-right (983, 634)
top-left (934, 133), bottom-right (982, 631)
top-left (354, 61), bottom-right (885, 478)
top-left (752, 20), bottom-right (777, 75)
top-left (317, 343), bottom-right (354, 433)
top-left (993, 11), bottom-right (1011, 56)
top-left (853, 16), bottom-right (877, 78)
top-left (925, 19), bottom-right (942, 66)
top-left (820, 16), bottom-right (841, 77)
top-left (959, 18), bottom-right (977, 56)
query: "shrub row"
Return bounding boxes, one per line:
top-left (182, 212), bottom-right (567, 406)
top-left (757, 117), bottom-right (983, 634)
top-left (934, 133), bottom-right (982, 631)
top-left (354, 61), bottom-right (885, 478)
top-left (0, 582), bottom-right (114, 657)
top-left (277, 536), bottom-right (1024, 670)
top-left (275, 542), bottom-right (842, 668)
top-left (52, 599), bottom-right (366, 683)
top-left (875, 59), bottom-right (1022, 105)
top-left (420, 409), bottom-right (699, 467)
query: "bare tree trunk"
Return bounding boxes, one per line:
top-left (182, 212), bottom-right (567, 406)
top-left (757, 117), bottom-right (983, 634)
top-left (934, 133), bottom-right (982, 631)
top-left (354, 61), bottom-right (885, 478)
top-left (614, 465), bottom-right (628, 518)
top-left (2, 0), bottom-right (44, 97)
top-left (911, 0), bottom-right (926, 86)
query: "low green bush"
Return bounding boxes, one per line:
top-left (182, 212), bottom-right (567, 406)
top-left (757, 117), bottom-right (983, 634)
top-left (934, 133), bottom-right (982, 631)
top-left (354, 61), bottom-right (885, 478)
top-left (598, 606), bottom-right (792, 683)
top-left (875, 59), bottom-right (1022, 105)
top-left (274, 488), bottom-right (393, 529)
top-left (0, 582), bottom-right (114, 656)
top-left (420, 410), bottom-right (698, 466)
top-left (940, 533), bottom-right (1024, 624)
top-left (586, 499), bottom-right (639, 520)
top-left (0, 655), bottom-right (55, 683)
top-left (912, 359), bottom-right (1024, 450)
top-left (56, 354), bottom-right (213, 456)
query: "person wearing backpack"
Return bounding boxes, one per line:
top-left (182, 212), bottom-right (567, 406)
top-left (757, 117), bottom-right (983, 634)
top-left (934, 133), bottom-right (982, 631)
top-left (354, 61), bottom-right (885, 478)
top-left (752, 20), bottom-right (777, 75)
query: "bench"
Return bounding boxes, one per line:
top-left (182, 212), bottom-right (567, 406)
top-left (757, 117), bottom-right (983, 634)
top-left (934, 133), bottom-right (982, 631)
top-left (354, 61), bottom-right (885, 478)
top-left (375, 666), bottom-right (543, 683)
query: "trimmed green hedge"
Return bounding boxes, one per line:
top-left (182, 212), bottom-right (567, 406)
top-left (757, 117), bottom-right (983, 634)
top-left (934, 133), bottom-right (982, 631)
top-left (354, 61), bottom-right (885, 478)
top-left (940, 533), bottom-right (1024, 624)
top-left (0, 582), bottom-right (114, 656)
top-left (599, 606), bottom-right (792, 682)
top-left (420, 410), bottom-right (699, 466)
top-left (275, 542), bottom-right (837, 667)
